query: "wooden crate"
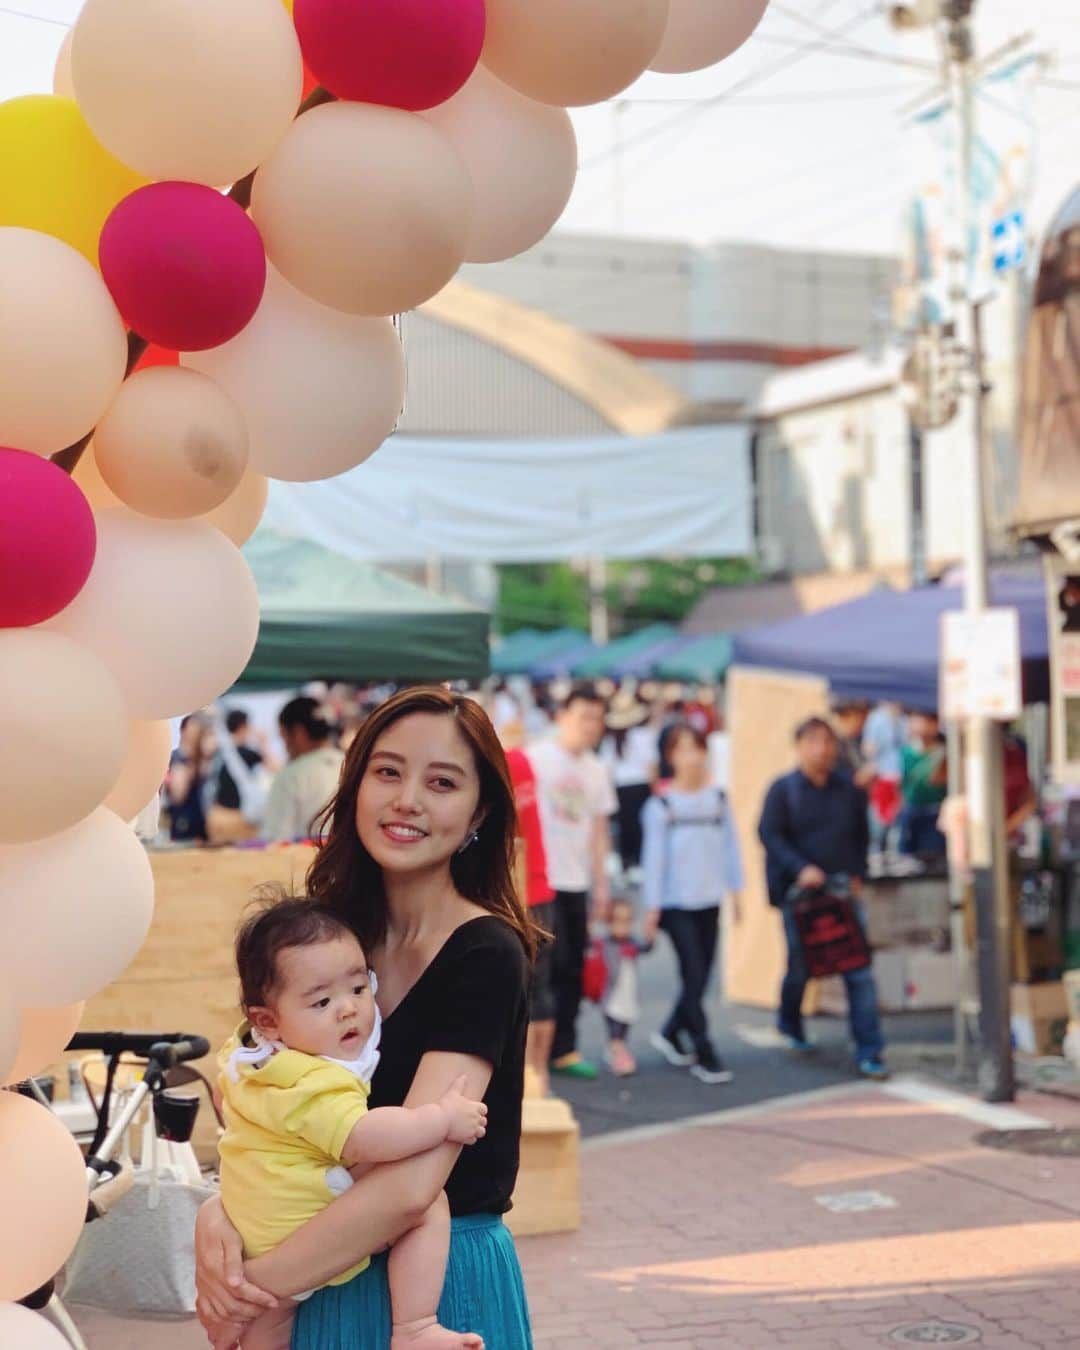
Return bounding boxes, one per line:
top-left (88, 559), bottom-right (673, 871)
top-left (506, 1096), bottom-right (581, 1238)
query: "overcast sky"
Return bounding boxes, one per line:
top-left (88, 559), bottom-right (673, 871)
top-left (3, 0), bottom-right (1078, 258)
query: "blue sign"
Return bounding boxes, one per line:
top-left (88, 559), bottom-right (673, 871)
top-left (991, 211), bottom-right (1026, 274)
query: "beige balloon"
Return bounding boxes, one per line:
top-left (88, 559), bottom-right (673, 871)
top-left (104, 719), bottom-right (172, 822)
top-left (482, 0), bottom-right (670, 107)
top-left (94, 367), bottom-right (250, 519)
top-left (201, 467), bottom-right (269, 545)
top-left (53, 28), bottom-right (75, 97)
top-left (46, 510), bottom-right (260, 720)
top-left (0, 807), bottom-right (154, 1008)
top-left (650, 0), bottom-right (769, 73)
top-left (2, 1001), bottom-right (84, 1088)
top-left (0, 630), bottom-right (129, 845)
top-left (184, 268), bottom-right (406, 482)
top-left (0, 1092), bottom-right (89, 1301)
top-left (71, 0), bottom-right (303, 185)
top-left (0, 227), bottom-right (126, 456)
top-left (250, 102), bottom-right (473, 316)
top-left (0, 1305), bottom-right (73, 1349)
top-left (422, 66), bottom-right (577, 264)
top-left (71, 442), bottom-right (122, 510)
top-left (0, 1000), bottom-right (18, 1084)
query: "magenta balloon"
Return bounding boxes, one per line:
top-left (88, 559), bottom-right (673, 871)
top-left (293, 0), bottom-right (486, 111)
top-left (0, 448), bottom-right (95, 627)
top-left (99, 182), bottom-right (267, 352)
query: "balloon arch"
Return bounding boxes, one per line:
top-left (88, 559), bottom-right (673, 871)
top-left (0, 0), bottom-right (770, 1314)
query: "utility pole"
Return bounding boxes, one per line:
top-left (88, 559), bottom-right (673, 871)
top-left (942, 0), bottom-right (1015, 1101)
top-left (588, 555), bottom-right (610, 646)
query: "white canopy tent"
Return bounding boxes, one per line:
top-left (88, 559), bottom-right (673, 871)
top-left (262, 426), bottom-right (752, 563)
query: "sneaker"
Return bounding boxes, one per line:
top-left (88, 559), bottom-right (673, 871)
top-left (550, 1053), bottom-right (598, 1081)
top-left (650, 1030), bottom-right (695, 1068)
top-left (783, 1033), bottom-right (817, 1054)
top-left (605, 1042), bottom-right (637, 1077)
top-left (690, 1049), bottom-right (733, 1085)
top-left (857, 1057), bottom-right (889, 1081)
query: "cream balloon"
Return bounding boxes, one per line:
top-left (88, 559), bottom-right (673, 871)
top-left (650, 0), bottom-right (769, 73)
top-left (71, 443), bottom-right (122, 510)
top-left (184, 269), bottom-right (406, 483)
top-left (46, 510), bottom-right (260, 720)
top-left (0, 808), bottom-right (154, 1007)
top-left (250, 102), bottom-right (473, 316)
top-left (94, 367), bottom-right (250, 519)
top-left (0, 999), bottom-right (18, 1084)
top-left (0, 630), bottom-right (129, 844)
top-left (0, 228), bottom-right (126, 456)
top-left (53, 29), bottom-right (75, 97)
top-left (104, 719), bottom-right (172, 822)
top-left (2, 1002), bottom-right (84, 1088)
top-left (482, 0), bottom-right (670, 107)
top-left (422, 66), bottom-right (577, 264)
top-left (0, 1303), bottom-right (74, 1349)
top-left (0, 1094), bottom-right (88, 1301)
top-left (71, 0), bottom-right (303, 185)
top-left (201, 468), bottom-right (269, 545)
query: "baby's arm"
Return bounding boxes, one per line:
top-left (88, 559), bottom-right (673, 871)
top-left (340, 1074), bottom-right (487, 1169)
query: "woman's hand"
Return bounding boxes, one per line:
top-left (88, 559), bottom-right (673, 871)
top-left (195, 1196), bottom-right (279, 1341)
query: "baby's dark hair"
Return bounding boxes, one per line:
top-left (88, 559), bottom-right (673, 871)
top-left (235, 892), bottom-right (359, 1010)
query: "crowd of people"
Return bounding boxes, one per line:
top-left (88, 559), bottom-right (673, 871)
top-left (160, 677), bottom-right (1025, 1092)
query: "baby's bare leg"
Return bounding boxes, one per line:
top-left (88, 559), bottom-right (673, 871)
top-left (239, 1299), bottom-right (298, 1350)
top-left (388, 1193), bottom-right (483, 1350)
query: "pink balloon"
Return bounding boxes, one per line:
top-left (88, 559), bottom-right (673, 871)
top-left (0, 448), bottom-right (95, 627)
top-left (100, 182), bottom-right (267, 352)
top-left (293, 0), bottom-right (486, 111)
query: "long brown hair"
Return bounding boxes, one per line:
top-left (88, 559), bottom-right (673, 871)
top-left (307, 687), bottom-right (541, 962)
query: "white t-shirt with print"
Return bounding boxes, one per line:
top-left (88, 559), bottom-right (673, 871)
top-left (527, 740), bottom-right (617, 893)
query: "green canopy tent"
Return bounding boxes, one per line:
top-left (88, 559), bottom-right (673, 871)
top-left (653, 633), bottom-right (735, 684)
top-left (235, 531), bottom-right (490, 689)
top-left (571, 624), bottom-right (680, 678)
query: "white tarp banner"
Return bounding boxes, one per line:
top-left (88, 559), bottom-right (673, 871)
top-left (262, 426), bottom-right (751, 563)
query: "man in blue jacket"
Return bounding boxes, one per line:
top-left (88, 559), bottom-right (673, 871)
top-left (758, 716), bottom-right (887, 1079)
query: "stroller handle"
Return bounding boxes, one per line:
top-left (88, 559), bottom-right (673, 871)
top-left (67, 1031), bottom-right (210, 1065)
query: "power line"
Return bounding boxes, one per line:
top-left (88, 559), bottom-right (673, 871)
top-left (769, 1), bottom-right (939, 71)
top-left (578, 6), bottom-right (881, 174)
top-left (0, 5), bottom-right (69, 26)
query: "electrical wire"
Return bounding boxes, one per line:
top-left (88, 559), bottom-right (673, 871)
top-left (770, 0), bottom-right (939, 72)
top-left (0, 5), bottom-right (69, 26)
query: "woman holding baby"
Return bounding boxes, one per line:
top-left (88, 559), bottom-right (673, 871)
top-left (194, 687), bottom-right (540, 1350)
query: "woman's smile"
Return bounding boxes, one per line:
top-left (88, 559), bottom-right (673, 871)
top-left (380, 821), bottom-right (430, 844)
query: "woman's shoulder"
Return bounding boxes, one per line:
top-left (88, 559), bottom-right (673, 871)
top-left (439, 915), bottom-right (529, 982)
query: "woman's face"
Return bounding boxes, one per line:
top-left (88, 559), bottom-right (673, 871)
top-left (670, 729), bottom-right (708, 777)
top-left (355, 712), bottom-right (483, 876)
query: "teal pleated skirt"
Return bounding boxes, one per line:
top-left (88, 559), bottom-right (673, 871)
top-left (291, 1213), bottom-right (533, 1349)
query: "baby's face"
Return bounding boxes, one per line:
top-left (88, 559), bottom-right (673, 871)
top-left (258, 934), bottom-right (377, 1060)
top-left (609, 907), bottom-right (634, 941)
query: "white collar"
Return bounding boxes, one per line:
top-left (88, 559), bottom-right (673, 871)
top-left (227, 970), bottom-right (382, 1085)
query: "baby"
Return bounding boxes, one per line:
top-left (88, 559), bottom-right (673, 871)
top-left (217, 897), bottom-right (488, 1350)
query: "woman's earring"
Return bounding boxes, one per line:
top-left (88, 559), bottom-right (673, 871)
top-left (457, 830), bottom-right (480, 855)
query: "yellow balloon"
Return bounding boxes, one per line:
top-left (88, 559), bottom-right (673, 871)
top-left (283, 0), bottom-right (293, 11)
top-left (0, 95), bottom-right (147, 266)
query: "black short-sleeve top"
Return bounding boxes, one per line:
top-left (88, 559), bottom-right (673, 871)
top-left (368, 915), bottom-right (528, 1217)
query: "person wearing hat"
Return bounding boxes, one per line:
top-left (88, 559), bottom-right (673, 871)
top-left (601, 689), bottom-right (658, 880)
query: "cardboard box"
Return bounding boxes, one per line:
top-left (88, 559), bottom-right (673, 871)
top-left (1011, 981), bottom-right (1069, 1056)
top-left (863, 878), bottom-right (950, 950)
top-left (816, 946), bottom-right (955, 1016)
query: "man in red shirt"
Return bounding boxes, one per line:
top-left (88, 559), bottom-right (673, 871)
top-left (505, 743), bottom-right (557, 1096)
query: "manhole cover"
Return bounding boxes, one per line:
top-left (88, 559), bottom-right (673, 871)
top-left (890, 1323), bottom-right (981, 1344)
top-left (976, 1128), bottom-right (1080, 1156)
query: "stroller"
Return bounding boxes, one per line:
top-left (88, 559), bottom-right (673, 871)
top-left (17, 1029), bottom-right (211, 1349)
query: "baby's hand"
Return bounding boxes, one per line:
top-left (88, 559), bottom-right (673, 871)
top-left (439, 1075), bottom-right (488, 1146)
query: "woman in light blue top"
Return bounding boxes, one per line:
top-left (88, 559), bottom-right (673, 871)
top-left (642, 724), bottom-right (743, 1085)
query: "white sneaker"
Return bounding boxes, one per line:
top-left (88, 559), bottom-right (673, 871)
top-left (650, 1031), bottom-right (694, 1067)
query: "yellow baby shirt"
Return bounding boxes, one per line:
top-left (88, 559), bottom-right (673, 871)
top-left (217, 1027), bottom-right (372, 1286)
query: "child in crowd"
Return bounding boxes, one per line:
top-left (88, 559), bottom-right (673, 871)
top-left (217, 898), bottom-right (488, 1350)
top-left (595, 898), bottom-right (654, 1077)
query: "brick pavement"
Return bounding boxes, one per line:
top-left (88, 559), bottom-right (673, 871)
top-left (62, 1078), bottom-right (1080, 1349)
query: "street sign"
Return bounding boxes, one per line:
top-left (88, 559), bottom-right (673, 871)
top-left (991, 210), bottom-right (1025, 274)
top-left (940, 608), bottom-right (1022, 721)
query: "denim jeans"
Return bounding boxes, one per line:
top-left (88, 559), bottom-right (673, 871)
top-left (658, 906), bottom-right (720, 1058)
top-left (779, 900), bottom-right (885, 1061)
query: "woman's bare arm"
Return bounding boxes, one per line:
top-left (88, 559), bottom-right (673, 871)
top-left (244, 1051), bottom-right (493, 1298)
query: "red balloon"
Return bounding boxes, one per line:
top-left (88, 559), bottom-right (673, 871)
top-left (100, 182), bottom-right (267, 353)
top-left (134, 344), bottom-right (180, 371)
top-left (0, 448), bottom-right (96, 627)
top-left (294, 0), bottom-right (485, 111)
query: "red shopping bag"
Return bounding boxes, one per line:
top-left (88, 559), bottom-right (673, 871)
top-left (582, 939), bottom-right (608, 1003)
top-left (793, 891), bottom-right (872, 979)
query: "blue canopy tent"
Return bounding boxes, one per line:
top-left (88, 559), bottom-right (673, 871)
top-left (608, 632), bottom-right (697, 680)
top-left (528, 633), bottom-right (598, 680)
top-left (731, 576), bottom-right (1049, 710)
